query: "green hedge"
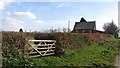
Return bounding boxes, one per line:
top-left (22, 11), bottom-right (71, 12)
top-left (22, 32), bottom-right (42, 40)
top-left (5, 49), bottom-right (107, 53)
top-left (2, 32), bottom-right (119, 67)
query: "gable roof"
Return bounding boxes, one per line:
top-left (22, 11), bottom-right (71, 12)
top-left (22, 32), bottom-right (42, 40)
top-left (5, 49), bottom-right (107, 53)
top-left (80, 17), bottom-right (87, 22)
top-left (74, 18), bottom-right (96, 30)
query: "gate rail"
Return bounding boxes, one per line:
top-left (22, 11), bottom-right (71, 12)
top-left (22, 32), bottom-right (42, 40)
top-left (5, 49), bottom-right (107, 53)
top-left (28, 40), bottom-right (56, 58)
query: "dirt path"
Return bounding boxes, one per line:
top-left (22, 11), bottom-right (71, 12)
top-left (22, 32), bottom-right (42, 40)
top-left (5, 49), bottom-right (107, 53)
top-left (115, 55), bottom-right (120, 68)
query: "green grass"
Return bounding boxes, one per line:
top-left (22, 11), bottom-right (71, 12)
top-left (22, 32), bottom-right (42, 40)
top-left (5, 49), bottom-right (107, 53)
top-left (28, 43), bottom-right (118, 67)
top-left (4, 43), bottom-right (118, 67)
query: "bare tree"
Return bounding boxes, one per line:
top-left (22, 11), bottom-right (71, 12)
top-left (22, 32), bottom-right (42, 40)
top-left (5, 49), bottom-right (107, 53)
top-left (53, 29), bottom-right (57, 32)
top-left (57, 27), bottom-right (61, 32)
top-left (103, 20), bottom-right (119, 35)
top-left (62, 28), bottom-right (67, 32)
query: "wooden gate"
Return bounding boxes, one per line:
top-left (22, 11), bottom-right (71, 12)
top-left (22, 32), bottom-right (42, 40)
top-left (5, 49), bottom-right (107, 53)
top-left (28, 40), bottom-right (56, 58)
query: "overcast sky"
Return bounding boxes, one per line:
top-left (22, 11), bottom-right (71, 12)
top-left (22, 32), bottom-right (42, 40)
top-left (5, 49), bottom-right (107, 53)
top-left (0, 0), bottom-right (119, 32)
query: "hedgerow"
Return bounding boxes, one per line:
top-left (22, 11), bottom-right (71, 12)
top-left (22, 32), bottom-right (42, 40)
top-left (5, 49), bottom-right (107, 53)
top-left (2, 32), bottom-right (120, 67)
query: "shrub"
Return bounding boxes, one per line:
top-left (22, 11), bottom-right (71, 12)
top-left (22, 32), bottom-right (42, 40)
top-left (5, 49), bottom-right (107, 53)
top-left (34, 33), bottom-right (56, 40)
top-left (2, 32), bottom-right (28, 66)
top-left (19, 28), bottom-right (23, 32)
top-left (2, 32), bottom-right (26, 51)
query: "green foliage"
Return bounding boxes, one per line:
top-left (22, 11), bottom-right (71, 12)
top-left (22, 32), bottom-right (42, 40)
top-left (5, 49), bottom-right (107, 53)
top-left (29, 56), bottom-right (67, 66)
top-left (27, 43), bottom-right (119, 67)
top-left (2, 32), bottom-right (28, 67)
top-left (103, 21), bottom-right (119, 35)
top-left (66, 33), bottom-right (89, 49)
top-left (66, 44), bottom-right (118, 66)
top-left (2, 32), bottom-right (119, 67)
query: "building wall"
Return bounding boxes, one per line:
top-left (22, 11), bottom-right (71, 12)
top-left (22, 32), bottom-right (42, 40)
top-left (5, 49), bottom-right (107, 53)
top-left (72, 29), bottom-right (94, 33)
top-left (72, 29), bottom-right (104, 34)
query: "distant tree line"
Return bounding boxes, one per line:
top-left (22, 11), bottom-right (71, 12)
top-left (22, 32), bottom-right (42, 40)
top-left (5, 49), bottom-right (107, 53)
top-left (19, 27), bottom-right (71, 33)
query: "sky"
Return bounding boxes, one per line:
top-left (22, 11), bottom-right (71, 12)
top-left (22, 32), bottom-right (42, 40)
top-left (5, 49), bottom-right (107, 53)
top-left (0, 0), bottom-right (119, 32)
